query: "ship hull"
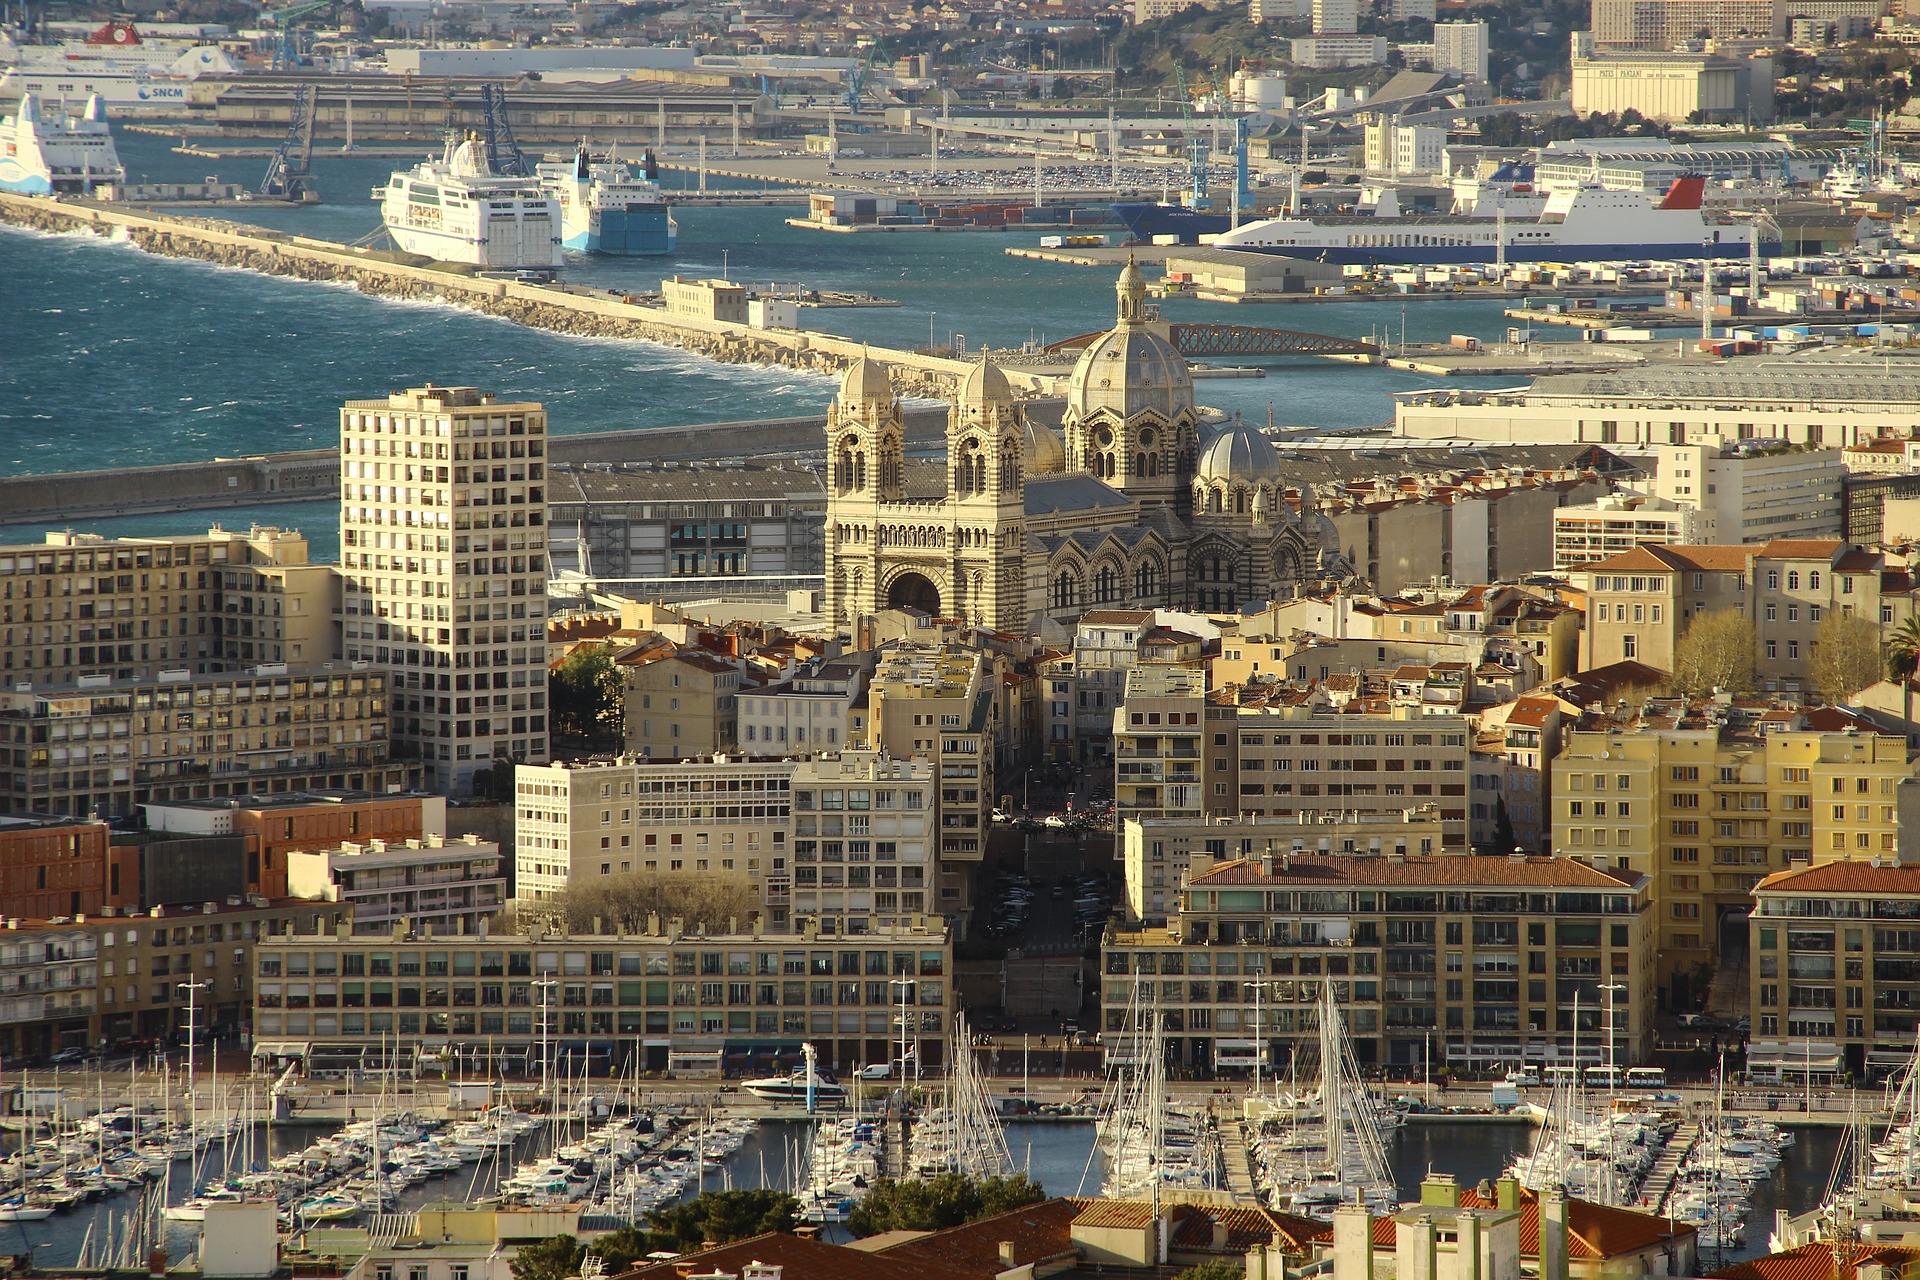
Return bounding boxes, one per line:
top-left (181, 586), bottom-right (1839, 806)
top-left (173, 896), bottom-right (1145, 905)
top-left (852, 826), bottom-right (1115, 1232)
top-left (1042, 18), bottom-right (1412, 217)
top-left (1111, 201), bottom-right (1231, 245)
top-left (569, 203), bottom-right (676, 256)
top-left (1219, 239), bottom-right (1777, 266)
top-left (0, 159), bottom-right (52, 194)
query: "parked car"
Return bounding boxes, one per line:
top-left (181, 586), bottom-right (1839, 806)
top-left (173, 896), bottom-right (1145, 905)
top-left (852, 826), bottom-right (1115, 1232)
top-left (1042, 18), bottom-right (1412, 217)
top-left (48, 1047), bottom-right (87, 1065)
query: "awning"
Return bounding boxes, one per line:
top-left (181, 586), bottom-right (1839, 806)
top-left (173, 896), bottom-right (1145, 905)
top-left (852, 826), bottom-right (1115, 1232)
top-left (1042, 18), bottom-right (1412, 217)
top-left (252, 1041), bottom-right (311, 1058)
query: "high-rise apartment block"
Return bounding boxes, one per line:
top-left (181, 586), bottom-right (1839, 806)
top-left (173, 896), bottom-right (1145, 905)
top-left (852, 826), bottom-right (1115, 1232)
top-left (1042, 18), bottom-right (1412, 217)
top-left (790, 751), bottom-right (935, 936)
top-left (339, 386), bottom-right (550, 794)
top-left (1433, 21), bottom-right (1490, 81)
top-left (0, 527), bottom-right (333, 688)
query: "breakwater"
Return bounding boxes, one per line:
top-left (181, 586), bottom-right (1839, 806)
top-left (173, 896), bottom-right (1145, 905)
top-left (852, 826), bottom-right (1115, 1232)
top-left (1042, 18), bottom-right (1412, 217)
top-left (0, 191), bottom-right (1040, 404)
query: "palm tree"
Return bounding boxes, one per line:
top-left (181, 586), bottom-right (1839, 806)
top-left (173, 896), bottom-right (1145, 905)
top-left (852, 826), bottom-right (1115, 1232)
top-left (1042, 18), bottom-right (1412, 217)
top-left (1883, 615), bottom-right (1920, 729)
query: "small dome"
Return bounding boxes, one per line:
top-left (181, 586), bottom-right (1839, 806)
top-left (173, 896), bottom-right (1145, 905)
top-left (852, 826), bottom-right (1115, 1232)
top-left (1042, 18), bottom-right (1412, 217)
top-left (1065, 327), bottom-right (1192, 422)
top-left (1196, 418), bottom-right (1283, 483)
top-left (840, 355), bottom-right (893, 405)
top-left (957, 358), bottom-right (1011, 406)
top-left (1021, 420), bottom-right (1066, 475)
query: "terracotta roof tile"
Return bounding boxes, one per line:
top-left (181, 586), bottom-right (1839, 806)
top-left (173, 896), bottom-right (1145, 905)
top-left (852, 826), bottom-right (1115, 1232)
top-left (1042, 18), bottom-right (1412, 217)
top-left (1710, 1241), bottom-right (1920, 1280)
top-left (1755, 860), bottom-right (1920, 895)
top-left (1368, 1190), bottom-right (1694, 1261)
top-left (877, 1198), bottom-right (1079, 1273)
top-left (1755, 539), bottom-right (1846, 561)
top-left (616, 1232), bottom-right (981, 1280)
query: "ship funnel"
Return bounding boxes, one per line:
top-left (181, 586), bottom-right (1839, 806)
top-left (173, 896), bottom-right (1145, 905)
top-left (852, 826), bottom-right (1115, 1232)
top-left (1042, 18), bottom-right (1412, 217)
top-left (82, 93), bottom-right (107, 123)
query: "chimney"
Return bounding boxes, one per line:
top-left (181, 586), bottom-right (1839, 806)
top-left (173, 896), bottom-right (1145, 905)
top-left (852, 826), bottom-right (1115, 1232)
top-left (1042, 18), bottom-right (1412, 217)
top-left (1540, 1190), bottom-right (1569, 1280)
top-left (1397, 1213), bottom-right (1437, 1280)
top-left (1496, 1175), bottom-right (1520, 1211)
top-left (998, 1242), bottom-right (1017, 1267)
top-left (1421, 1173), bottom-right (1462, 1207)
top-left (1333, 1206), bottom-right (1374, 1280)
top-left (1458, 1212), bottom-right (1483, 1280)
top-left (148, 1249), bottom-right (168, 1279)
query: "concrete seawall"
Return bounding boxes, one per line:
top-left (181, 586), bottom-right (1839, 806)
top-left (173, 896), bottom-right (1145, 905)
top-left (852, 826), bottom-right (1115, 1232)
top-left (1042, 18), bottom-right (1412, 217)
top-left (0, 407), bottom-right (976, 528)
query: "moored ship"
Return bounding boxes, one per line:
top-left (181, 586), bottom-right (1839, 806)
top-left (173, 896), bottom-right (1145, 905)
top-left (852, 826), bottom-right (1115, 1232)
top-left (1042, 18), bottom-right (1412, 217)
top-left (0, 91), bottom-right (124, 194)
top-left (376, 134), bottom-right (562, 272)
top-left (535, 145), bottom-right (676, 256)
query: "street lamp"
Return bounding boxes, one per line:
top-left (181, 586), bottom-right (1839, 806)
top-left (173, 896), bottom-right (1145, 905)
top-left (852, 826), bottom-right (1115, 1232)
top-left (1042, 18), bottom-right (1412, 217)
top-left (1244, 980), bottom-right (1277, 1097)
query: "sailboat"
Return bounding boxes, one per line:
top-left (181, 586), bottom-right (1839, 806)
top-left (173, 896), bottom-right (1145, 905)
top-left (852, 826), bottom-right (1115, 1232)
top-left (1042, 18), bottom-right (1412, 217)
top-left (1098, 980), bottom-right (1222, 1199)
top-left (1248, 984), bottom-right (1397, 1218)
top-left (912, 1014), bottom-right (1015, 1179)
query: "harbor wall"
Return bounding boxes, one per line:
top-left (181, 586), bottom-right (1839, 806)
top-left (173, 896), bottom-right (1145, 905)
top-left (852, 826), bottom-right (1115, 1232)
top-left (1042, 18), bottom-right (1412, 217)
top-left (0, 408), bottom-right (973, 529)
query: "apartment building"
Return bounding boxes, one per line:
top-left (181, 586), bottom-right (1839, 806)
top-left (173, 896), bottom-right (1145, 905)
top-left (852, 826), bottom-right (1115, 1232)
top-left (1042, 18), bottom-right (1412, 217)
top-left (251, 916), bottom-right (953, 1079)
top-left (1072, 610), bottom-right (1155, 761)
top-left (1748, 859), bottom-right (1920, 1082)
top-left (621, 650), bottom-right (741, 759)
top-left (791, 751), bottom-right (935, 936)
top-left (1653, 441), bottom-right (1844, 545)
top-left (339, 385), bottom-right (550, 794)
top-left (1580, 539), bottom-right (1897, 692)
top-left (0, 526), bottom-right (334, 688)
top-left (288, 834), bottom-right (504, 938)
top-left (0, 665), bottom-right (406, 820)
top-left (1220, 694), bottom-right (1476, 852)
top-left (867, 645), bottom-right (997, 933)
top-left (0, 814), bottom-right (108, 919)
top-left (1102, 849), bottom-right (1654, 1072)
top-left (1552, 707), bottom-right (1912, 1008)
top-left (139, 790), bottom-right (443, 902)
top-left (1114, 664), bottom-right (1213, 826)
top-left (0, 918), bottom-right (98, 1059)
top-left (513, 754), bottom-right (793, 924)
top-left (1552, 496), bottom-right (1699, 570)
top-left (1120, 807), bottom-right (1445, 924)
top-left (738, 654), bottom-right (872, 754)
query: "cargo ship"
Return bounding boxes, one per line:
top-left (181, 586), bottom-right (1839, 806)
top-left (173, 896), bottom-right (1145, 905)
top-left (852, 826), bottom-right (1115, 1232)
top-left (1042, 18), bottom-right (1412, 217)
top-left (1211, 178), bottom-right (1773, 266)
top-left (534, 145), bottom-right (675, 256)
top-left (0, 92), bottom-right (124, 194)
top-left (377, 134), bottom-right (562, 272)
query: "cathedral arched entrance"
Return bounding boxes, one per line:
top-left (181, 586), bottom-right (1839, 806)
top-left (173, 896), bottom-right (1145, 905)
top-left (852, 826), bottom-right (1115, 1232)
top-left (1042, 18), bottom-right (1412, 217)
top-left (887, 572), bottom-right (942, 615)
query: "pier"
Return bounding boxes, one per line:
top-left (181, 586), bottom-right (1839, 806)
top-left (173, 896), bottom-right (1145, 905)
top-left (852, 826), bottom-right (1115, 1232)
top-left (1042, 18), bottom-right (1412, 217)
top-left (1644, 1121), bottom-right (1700, 1214)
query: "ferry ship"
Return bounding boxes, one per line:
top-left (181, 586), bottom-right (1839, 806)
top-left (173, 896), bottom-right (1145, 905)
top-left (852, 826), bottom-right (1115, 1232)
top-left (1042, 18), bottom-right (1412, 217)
top-left (1211, 177), bottom-right (1775, 266)
top-left (535, 145), bottom-right (676, 256)
top-left (0, 21), bottom-right (239, 112)
top-left (0, 92), bottom-right (124, 194)
top-left (376, 135), bottom-right (563, 272)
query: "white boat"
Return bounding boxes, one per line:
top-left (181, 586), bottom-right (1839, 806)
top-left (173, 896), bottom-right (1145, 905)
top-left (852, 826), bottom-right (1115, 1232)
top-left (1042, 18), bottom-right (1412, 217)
top-left (740, 1062), bottom-right (847, 1105)
top-left (1212, 178), bottom-right (1776, 267)
top-left (0, 21), bottom-right (238, 113)
top-left (0, 91), bottom-right (123, 195)
top-left (535, 145), bottom-right (676, 256)
top-left (375, 135), bottom-right (562, 272)
top-left (0, 1200), bottom-right (53, 1221)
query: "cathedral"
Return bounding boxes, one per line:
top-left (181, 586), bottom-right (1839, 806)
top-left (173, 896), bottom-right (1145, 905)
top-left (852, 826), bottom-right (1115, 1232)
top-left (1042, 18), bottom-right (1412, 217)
top-left (823, 261), bottom-right (1349, 638)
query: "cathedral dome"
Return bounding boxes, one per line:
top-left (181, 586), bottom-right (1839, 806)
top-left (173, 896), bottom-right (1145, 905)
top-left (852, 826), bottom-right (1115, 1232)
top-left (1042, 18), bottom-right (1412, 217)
top-left (840, 355), bottom-right (893, 405)
top-left (1021, 420), bottom-right (1066, 475)
top-left (1196, 418), bottom-right (1283, 483)
top-left (958, 357), bottom-right (1012, 406)
top-left (1064, 328), bottom-right (1193, 422)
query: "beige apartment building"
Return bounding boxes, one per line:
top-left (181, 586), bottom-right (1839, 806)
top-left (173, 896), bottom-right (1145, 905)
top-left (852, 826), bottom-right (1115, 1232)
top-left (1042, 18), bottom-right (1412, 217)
top-left (513, 754), bottom-right (793, 925)
top-left (622, 650), bottom-right (740, 759)
top-left (251, 915), bottom-right (953, 1079)
top-left (1114, 664), bottom-right (1212, 825)
top-left (1220, 696), bottom-right (1476, 851)
top-left (866, 646), bottom-right (997, 935)
top-left (338, 386), bottom-right (550, 794)
top-left (1580, 539), bottom-right (1900, 694)
top-left (1748, 859), bottom-right (1920, 1082)
top-left (0, 665), bottom-right (406, 820)
top-left (790, 751), bottom-right (936, 937)
top-left (287, 834), bottom-right (504, 938)
top-left (1120, 807), bottom-right (1445, 923)
top-left (0, 527), bottom-right (336, 688)
top-left (1552, 712), bottom-right (1912, 1009)
top-left (1103, 849), bottom-right (1655, 1072)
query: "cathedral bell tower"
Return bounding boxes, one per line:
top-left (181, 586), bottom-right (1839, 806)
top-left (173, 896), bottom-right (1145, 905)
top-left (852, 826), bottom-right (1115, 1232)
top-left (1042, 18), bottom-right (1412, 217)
top-left (823, 356), bottom-right (903, 625)
top-left (947, 358), bottom-right (1028, 634)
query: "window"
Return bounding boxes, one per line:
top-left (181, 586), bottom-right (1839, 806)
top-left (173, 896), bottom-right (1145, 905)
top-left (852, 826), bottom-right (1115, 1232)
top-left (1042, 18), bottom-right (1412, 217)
top-left (1622, 635), bottom-right (1637, 658)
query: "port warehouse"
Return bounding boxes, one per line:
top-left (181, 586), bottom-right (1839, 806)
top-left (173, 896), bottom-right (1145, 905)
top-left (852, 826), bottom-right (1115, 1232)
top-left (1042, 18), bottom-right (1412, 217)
top-left (188, 76), bottom-right (769, 143)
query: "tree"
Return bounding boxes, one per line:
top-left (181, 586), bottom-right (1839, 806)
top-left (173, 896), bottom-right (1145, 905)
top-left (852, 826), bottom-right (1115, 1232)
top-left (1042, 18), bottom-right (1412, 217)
top-left (645, 1189), bottom-right (800, 1251)
top-left (547, 869), bottom-right (759, 935)
top-left (1809, 611), bottom-right (1882, 703)
top-left (1174, 1263), bottom-right (1248, 1280)
top-left (1885, 615), bottom-right (1920, 725)
top-left (550, 643), bottom-right (625, 748)
top-left (848, 1173), bottom-right (1047, 1236)
top-left (1667, 608), bottom-right (1757, 698)
top-left (509, 1235), bottom-right (584, 1280)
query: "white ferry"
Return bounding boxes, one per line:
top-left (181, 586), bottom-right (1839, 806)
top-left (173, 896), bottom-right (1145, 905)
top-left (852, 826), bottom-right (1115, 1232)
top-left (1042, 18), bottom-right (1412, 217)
top-left (0, 92), bottom-right (123, 194)
top-left (376, 135), bottom-right (562, 272)
top-left (0, 21), bottom-right (239, 112)
top-left (535, 145), bottom-right (676, 256)
top-left (1211, 177), bottom-right (1776, 266)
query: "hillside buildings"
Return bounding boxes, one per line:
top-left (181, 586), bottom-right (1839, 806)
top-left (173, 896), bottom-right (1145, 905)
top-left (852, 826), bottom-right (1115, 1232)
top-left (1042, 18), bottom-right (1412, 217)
top-left (338, 385), bottom-right (550, 794)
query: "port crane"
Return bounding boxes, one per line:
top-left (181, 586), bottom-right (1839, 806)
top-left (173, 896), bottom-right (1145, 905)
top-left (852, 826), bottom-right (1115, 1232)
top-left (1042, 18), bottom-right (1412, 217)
top-left (257, 83), bottom-right (318, 200)
top-left (844, 42), bottom-right (886, 111)
top-left (479, 82), bottom-right (529, 176)
top-left (1171, 62), bottom-right (1209, 209)
top-left (263, 0), bottom-right (332, 71)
